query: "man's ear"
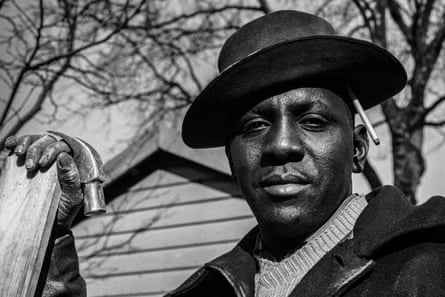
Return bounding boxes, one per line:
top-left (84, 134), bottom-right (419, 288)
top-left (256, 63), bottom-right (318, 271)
top-left (352, 124), bottom-right (369, 173)
top-left (225, 144), bottom-right (238, 182)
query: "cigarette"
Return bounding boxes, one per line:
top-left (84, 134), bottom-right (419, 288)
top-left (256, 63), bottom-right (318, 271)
top-left (347, 87), bottom-right (380, 145)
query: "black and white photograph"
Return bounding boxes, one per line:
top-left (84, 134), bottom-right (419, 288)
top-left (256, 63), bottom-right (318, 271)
top-left (0, 0), bottom-right (444, 296)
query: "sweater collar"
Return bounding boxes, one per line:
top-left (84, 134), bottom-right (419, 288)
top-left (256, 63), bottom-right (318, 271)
top-left (185, 185), bottom-right (445, 297)
top-left (204, 186), bottom-right (411, 297)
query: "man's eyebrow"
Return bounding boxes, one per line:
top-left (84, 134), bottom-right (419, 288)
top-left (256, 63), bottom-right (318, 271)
top-left (288, 99), bottom-right (329, 112)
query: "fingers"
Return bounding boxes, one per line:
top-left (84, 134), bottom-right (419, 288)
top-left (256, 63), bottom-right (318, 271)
top-left (4, 134), bottom-right (72, 171)
top-left (24, 135), bottom-right (58, 170)
top-left (4, 135), bottom-right (18, 150)
top-left (39, 140), bottom-right (71, 168)
top-left (4, 134), bottom-right (42, 155)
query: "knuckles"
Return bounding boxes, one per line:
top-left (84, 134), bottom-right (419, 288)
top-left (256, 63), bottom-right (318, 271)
top-left (5, 134), bottom-right (67, 171)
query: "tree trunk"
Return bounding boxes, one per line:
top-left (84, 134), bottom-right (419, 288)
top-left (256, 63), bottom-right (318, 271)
top-left (363, 158), bottom-right (383, 190)
top-left (382, 100), bottom-right (425, 204)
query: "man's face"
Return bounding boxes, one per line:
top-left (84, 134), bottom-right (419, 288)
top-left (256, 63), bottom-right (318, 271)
top-left (227, 87), bottom-right (365, 241)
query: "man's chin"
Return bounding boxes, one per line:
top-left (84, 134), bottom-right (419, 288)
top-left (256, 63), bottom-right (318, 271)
top-left (266, 209), bottom-right (307, 231)
top-left (261, 218), bottom-right (312, 243)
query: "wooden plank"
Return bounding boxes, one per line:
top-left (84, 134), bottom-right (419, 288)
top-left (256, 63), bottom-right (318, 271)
top-left (86, 268), bottom-right (198, 297)
top-left (80, 242), bottom-right (234, 279)
top-left (105, 176), bottom-right (234, 214)
top-left (76, 217), bottom-right (256, 257)
top-left (126, 169), bottom-right (189, 189)
top-left (76, 218), bottom-right (254, 261)
top-left (0, 155), bottom-right (59, 297)
top-left (129, 169), bottom-right (232, 189)
top-left (73, 198), bottom-right (252, 236)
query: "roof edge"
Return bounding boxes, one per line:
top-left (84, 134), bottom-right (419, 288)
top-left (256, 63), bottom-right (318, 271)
top-left (103, 123), bottom-right (231, 186)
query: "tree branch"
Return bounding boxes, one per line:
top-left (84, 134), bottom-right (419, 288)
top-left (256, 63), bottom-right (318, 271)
top-left (28, 0), bottom-right (145, 71)
top-left (258, 0), bottom-right (272, 14)
top-left (150, 5), bottom-right (265, 28)
top-left (363, 158), bottom-right (383, 189)
top-left (387, 0), bottom-right (414, 45)
top-left (0, 0), bottom-right (76, 146)
top-left (423, 95), bottom-right (445, 116)
top-left (425, 119), bottom-right (445, 127)
top-left (0, 0), bottom-right (44, 127)
top-left (351, 0), bottom-right (376, 41)
top-left (418, 0), bottom-right (436, 36)
top-left (425, 8), bottom-right (445, 59)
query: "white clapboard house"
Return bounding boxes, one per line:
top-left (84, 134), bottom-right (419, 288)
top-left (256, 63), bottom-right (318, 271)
top-left (72, 125), bottom-right (256, 297)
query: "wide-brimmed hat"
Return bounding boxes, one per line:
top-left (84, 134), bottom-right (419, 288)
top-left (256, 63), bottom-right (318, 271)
top-left (182, 10), bottom-right (407, 148)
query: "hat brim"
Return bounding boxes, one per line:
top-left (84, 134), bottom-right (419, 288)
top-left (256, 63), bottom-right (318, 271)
top-left (182, 35), bottom-right (407, 148)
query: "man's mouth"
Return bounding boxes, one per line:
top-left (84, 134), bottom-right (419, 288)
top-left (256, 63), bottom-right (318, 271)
top-left (259, 173), bottom-right (309, 197)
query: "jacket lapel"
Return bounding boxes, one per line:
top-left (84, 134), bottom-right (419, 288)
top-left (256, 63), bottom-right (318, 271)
top-left (290, 186), bottom-right (413, 297)
top-left (290, 239), bottom-right (374, 297)
top-left (205, 227), bottom-right (259, 297)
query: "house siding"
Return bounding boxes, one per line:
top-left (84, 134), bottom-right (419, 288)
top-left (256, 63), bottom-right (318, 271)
top-left (73, 169), bottom-right (255, 297)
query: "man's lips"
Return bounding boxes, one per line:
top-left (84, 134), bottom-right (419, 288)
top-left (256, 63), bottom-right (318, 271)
top-left (259, 173), bottom-right (309, 197)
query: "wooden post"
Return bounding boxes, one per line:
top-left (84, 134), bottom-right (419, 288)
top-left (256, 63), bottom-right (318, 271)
top-left (0, 155), bottom-right (60, 297)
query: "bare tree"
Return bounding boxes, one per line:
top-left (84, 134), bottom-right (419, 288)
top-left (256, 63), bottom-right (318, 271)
top-left (1, 0), bottom-right (443, 203)
top-left (316, 0), bottom-right (445, 203)
top-left (0, 0), bottom-right (269, 146)
top-left (0, 0), bottom-right (142, 141)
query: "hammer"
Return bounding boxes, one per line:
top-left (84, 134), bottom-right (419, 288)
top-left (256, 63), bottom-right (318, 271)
top-left (48, 131), bottom-right (107, 215)
top-left (0, 132), bottom-right (106, 297)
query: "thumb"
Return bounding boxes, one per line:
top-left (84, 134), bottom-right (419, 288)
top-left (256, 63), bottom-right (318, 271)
top-left (56, 153), bottom-right (83, 222)
top-left (57, 152), bottom-right (82, 201)
top-left (55, 153), bottom-right (83, 235)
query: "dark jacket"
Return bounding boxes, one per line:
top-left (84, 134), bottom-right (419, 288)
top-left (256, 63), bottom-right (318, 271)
top-left (37, 232), bottom-right (86, 297)
top-left (166, 186), bottom-right (445, 297)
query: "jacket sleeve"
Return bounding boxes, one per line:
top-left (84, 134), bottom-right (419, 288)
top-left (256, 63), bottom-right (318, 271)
top-left (35, 232), bottom-right (86, 297)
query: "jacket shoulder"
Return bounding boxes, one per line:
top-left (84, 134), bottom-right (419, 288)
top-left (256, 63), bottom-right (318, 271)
top-left (376, 194), bottom-right (445, 255)
top-left (346, 241), bottom-right (445, 297)
top-left (355, 186), bottom-right (445, 257)
top-left (394, 242), bottom-right (445, 291)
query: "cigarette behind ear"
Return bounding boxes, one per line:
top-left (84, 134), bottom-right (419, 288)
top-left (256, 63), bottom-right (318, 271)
top-left (347, 86), bottom-right (381, 145)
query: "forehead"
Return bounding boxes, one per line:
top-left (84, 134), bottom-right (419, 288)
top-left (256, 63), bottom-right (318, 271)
top-left (245, 87), bottom-right (352, 116)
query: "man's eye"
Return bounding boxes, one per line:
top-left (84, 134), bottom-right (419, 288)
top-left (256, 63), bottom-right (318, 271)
top-left (242, 119), bottom-right (268, 134)
top-left (300, 115), bottom-right (329, 130)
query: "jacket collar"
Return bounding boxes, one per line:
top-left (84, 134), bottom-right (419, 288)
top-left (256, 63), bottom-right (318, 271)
top-left (292, 185), bottom-right (445, 296)
top-left (172, 185), bottom-right (445, 297)
top-left (204, 227), bottom-right (258, 297)
top-left (354, 185), bottom-right (445, 257)
top-left (290, 239), bottom-right (374, 297)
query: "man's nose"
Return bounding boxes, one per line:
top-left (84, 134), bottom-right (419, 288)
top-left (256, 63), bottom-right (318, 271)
top-left (261, 121), bottom-right (304, 165)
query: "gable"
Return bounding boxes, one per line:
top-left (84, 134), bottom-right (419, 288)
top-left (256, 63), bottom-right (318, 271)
top-left (72, 127), bottom-right (256, 296)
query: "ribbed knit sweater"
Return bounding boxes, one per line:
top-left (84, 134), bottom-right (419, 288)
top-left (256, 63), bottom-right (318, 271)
top-left (254, 194), bottom-right (368, 297)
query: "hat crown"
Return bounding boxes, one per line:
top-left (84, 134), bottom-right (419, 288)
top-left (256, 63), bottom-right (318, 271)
top-left (218, 10), bottom-right (336, 72)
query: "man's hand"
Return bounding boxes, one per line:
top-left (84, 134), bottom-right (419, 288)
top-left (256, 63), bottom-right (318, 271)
top-left (4, 134), bottom-right (83, 237)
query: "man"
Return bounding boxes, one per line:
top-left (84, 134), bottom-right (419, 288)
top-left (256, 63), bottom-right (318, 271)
top-left (6, 10), bottom-right (445, 297)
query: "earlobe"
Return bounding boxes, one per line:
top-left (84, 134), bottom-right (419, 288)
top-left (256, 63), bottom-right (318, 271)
top-left (352, 125), bottom-right (369, 173)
